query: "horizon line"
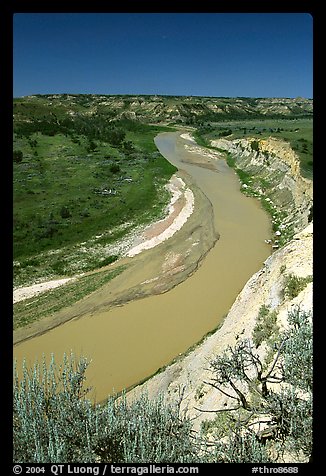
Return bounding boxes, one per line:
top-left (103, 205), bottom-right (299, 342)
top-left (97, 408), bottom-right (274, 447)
top-left (13, 93), bottom-right (313, 100)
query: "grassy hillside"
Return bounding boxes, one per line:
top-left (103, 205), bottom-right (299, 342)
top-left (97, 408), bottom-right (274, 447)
top-left (13, 99), bottom-right (176, 286)
top-left (13, 94), bottom-right (312, 287)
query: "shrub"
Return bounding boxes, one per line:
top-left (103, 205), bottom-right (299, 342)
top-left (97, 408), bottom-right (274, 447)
top-left (106, 128), bottom-right (126, 147)
top-left (225, 152), bottom-right (236, 168)
top-left (13, 354), bottom-right (201, 463)
top-left (204, 307), bottom-right (312, 462)
top-left (211, 427), bottom-right (272, 463)
top-left (283, 273), bottom-right (313, 299)
top-left (40, 224), bottom-right (58, 239)
top-left (60, 206), bottom-right (71, 219)
top-left (251, 140), bottom-right (260, 152)
top-left (13, 150), bottom-right (24, 163)
top-left (109, 163), bottom-right (121, 174)
top-left (50, 259), bottom-right (66, 275)
top-left (253, 305), bottom-right (279, 348)
top-left (97, 255), bottom-right (118, 268)
top-left (283, 306), bottom-right (313, 392)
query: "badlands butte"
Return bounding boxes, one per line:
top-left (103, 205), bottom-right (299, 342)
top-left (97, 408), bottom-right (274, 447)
top-left (13, 95), bottom-right (312, 434)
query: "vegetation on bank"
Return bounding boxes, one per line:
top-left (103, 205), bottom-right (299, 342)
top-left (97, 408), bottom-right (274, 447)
top-left (194, 117), bottom-right (313, 179)
top-left (193, 118), bottom-right (312, 248)
top-left (283, 273), bottom-right (313, 300)
top-left (13, 95), bottom-right (312, 289)
top-left (14, 307), bottom-right (312, 463)
top-left (219, 149), bottom-right (294, 247)
top-left (13, 265), bottom-right (127, 331)
top-left (13, 102), bottom-right (176, 287)
top-left (14, 353), bottom-right (201, 463)
top-left (200, 306), bottom-right (312, 463)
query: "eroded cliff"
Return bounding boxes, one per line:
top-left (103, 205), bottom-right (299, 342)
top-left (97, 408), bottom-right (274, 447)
top-left (127, 136), bottom-right (313, 462)
top-left (211, 136), bottom-right (313, 245)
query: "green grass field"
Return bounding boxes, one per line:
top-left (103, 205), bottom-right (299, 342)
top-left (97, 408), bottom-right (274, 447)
top-left (13, 119), bottom-right (176, 286)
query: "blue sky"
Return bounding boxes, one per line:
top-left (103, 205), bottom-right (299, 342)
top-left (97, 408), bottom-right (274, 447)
top-left (13, 13), bottom-right (313, 98)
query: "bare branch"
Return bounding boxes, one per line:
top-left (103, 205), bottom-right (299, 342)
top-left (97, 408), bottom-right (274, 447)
top-left (194, 405), bottom-right (241, 414)
top-left (229, 378), bottom-right (250, 410)
top-left (264, 337), bottom-right (288, 380)
top-left (203, 380), bottom-right (239, 401)
top-left (266, 375), bottom-right (284, 383)
top-left (247, 419), bottom-right (273, 428)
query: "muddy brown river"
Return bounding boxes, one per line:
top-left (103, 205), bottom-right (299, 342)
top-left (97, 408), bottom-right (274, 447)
top-left (13, 132), bottom-right (272, 402)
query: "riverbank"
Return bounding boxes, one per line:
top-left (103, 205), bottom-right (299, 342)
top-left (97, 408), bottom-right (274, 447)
top-left (14, 131), bottom-right (271, 402)
top-left (13, 173), bottom-right (195, 304)
top-left (13, 166), bottom-right (217, 344)
top-left (125, 132), bottom-right (313, 453)
top-left (127, 222), bottom-right (313, 440)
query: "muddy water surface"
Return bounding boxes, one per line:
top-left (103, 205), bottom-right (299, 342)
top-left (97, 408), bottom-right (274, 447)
top-left (14, 132), bottom-right (271, 402)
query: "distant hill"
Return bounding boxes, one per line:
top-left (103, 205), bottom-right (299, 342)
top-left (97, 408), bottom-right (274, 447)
top-left (13, 94), bottom-right (313, 127)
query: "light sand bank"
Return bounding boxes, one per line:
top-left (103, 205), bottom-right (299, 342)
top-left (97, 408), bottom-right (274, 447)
top-left (13, 174), bottom-right (194, 303)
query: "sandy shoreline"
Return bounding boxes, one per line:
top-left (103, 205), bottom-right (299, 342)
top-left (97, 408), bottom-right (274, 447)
top-left (13, 278), bottom-right (76, 304)
top-left (13, 174), bottom-right (195, 304)
top-left (126, 176), bottom-right (194, 257)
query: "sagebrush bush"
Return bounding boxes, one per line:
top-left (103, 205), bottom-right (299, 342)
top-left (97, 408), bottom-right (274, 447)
top-left (13, 353), bottom-right (201, 463)
top-left (283, 273), bottom-right (312, 299)
top-left (253, 304), bottom-right (279, 347)
top-left (13, 308), bottom-right (312, 463)
top-left (205, 307), bottom-right (313, 462)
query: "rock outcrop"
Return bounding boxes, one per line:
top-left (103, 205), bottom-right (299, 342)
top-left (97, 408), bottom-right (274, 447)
top-left (127, 136), bottom-right (313, 451)
top-left (15, 95), bottom-right (313, 126)
top-left (128, 222), bottom-right (313, 432)
top-left (211, 136), bottom-right (313, 242)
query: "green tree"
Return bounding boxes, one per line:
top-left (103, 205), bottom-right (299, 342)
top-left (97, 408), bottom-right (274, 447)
top-left (109, 163), bottom-right (121, 174)
top-left (60, 206), bottom-right (71, 219)
top-left (122, 140), bottom-right (134, 153)
top-left (87, 139), bottom-right (97, 152)
top-left (13, 150), bottom-right (23, 163)
top-left (199, 307), bottom-right (312, 462)
top-left (106, 128), bottom-right (126, 147)
top-left (253, 305), bottom-right (279, 348)
top-left (251, 140), bottom-right (260, 152)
